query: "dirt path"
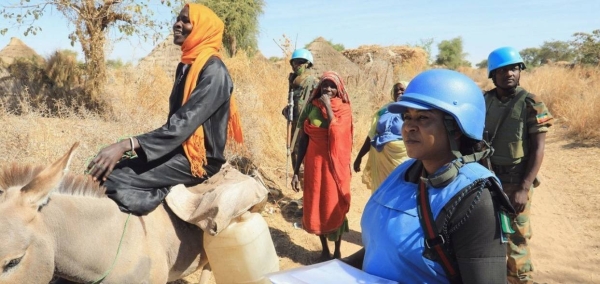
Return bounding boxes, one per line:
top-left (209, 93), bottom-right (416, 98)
top-left (528, 129), bottom-right (600, 283)
top-left (183, 127), bottom-right (600, 283)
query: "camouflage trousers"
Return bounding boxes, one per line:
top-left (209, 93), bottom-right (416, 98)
top-left (289, 121), bottom-right (306, 190)
top-left (503, 184), bottom-right (535, 284)
top-left (289, 120), bottom-right (300, 171)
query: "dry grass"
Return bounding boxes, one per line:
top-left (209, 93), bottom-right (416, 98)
top-left (222, 50), bottom-right (413, 189)
top-left (1, 53), bottom-right (598, 187)
top-left (522, 66), bottom-right (600, 142)
top-left (0, 52), bottom-right (598, 283)
top-left (462, 66), bottom-right (600, 142)
top-left (0, 58), bottom-right (597, 165)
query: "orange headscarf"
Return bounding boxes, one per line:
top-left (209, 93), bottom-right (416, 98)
top-left (180, 3), bottom-right (243, 178)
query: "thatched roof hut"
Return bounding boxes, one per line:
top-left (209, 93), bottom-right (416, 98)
top-left (306, 37), bottom-right (360, 81)
top-left (139, 35), bottom-right (280, 77)
top-left (342, 45), bottom-right (428, 67)
top-left (138, 34), bottom-right (181, 76)
top-left (0, 37), bottom-right (44, 65)
top-left (342, 44), bottom-right (429, 89)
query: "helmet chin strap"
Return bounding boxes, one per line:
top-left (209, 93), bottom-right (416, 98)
top-left (443, 116), bottom-right (463, 160)
top-left (421, 116), bottom-right (493, 188)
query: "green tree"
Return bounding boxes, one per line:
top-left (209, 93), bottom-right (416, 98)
top-left (1, 0), bottom-right (176, 112)
top-left (521, 41), bottom-right (576, 67)
top-left (435, 37), bottom-right (471, 69)
top-left (475, 59), bottom-right (488, 69)
top-left (196, 0), bottom-right (265, 56)
top-left (538, 40), bottom-right (575, 64)
top-left (571, 29), bottom-right (600, 65)
top-left (520, 47), bottom-right (542, 67)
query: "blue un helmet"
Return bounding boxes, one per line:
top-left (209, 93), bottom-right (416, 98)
top-left (290, 48), bottom-right (314, 68)
top-left (388, 69), bottom-right (485, 141)
top-left (487, 46), bottom-right (526, 78)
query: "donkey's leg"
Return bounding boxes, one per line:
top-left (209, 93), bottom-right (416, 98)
top-left (197, 263), bottom-right (213, 284)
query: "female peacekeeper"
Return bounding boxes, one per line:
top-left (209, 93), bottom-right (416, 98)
top-left (343, 69), bottom-right (514, 284)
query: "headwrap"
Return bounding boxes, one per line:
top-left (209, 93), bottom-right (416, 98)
top-left (301, 71), bottom-right (353, 234)
top-left (309, 71), bottom-right (350, 104)
top-left (180, 3), bottom-right (243, 178)
top-left (390, 81), bottom-right (410, 102)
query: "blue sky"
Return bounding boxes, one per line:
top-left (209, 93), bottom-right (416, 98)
top-left (1, 0), bottom-right (599, 65)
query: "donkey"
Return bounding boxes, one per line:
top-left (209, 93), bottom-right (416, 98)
top-left (0, 143), bottom-right (211, 283)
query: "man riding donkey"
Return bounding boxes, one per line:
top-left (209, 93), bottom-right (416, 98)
top-left (83, 3), bottom-right (271, 283)
top-left (484, 47), bottom-right (554, 284)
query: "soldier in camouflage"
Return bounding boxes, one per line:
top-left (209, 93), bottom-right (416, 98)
top-left (282, 48), bottom-right (318, 174)
top-left (484, 47), bottom-right (554, 284)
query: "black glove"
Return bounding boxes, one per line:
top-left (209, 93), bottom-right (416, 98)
top-left (281, 105), bottom-right (290, 120)
top-left (288, 72), bottom-right (297, 86)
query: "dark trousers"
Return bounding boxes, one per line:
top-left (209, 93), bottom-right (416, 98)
top-left (103, 147), bottom-right (205, 216)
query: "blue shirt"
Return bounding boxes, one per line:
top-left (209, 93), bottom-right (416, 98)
top-left (370, 108), bottom-right (403, 151)
top-left (360, 159), bottom-right (495, 283)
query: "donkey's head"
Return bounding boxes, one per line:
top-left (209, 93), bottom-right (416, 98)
top-left (0, 143), bottom-right (78, 284)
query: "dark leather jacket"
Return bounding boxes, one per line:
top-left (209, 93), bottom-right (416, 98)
top-left (136, 56), bottom-right (233, 177)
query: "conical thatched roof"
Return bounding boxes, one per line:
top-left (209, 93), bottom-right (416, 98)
top-left (307, 37), bottom-right (360, 81)
top-left (138, 34), bottom-right (181, 76)
top-left (139, 35), bottom-right (270, 76)
top-left (342, 45), bottom-right (429, 90)
top-left (342, 45), bottom-right (428, 67)
top-left (0, 37), bottom-right (44, 65)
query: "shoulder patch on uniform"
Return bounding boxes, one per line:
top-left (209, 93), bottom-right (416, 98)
top-left (531, 101), bottom-right (553, 124)
top-left (525, 92), bottom-right (540, 103)
top-left (536, 113), bottom-right (552, 124)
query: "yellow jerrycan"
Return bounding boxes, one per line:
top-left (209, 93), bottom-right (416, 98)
top-left (204, 211), bottom-right (279, 284)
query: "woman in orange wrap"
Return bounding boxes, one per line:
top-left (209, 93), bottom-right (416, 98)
top-left (292, 71), bottom-right (353, 261)
top-left (86, 4), bottom-right (242, 216)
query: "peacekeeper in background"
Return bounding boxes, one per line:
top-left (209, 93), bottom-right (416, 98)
top-left (484, 46), bottom-right (554, 284)
top-left (282, 48), bottom-right (318, 188)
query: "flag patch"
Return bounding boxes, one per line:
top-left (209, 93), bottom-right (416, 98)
top-left (536, 113), bottom-right (551, 124)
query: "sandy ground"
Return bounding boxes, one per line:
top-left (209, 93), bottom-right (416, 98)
top-left (181, 126), bottom-right (599, 284)
top-left (528, 128), bottom-right (600, 283)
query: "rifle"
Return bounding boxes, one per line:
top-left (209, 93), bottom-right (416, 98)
top-left (285, 75), bottom-right (295, 186)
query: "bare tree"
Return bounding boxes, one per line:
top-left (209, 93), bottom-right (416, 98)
top-left (1, 0), bottom-right (179, 111)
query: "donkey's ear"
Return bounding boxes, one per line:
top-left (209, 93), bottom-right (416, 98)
top-left (20, 142), bottom-right (79, 209)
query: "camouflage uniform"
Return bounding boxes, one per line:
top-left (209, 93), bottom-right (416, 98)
top-left (289, 72), bottom-right (318, 168)
top-left (484, 86), bottom-right (553, 284)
